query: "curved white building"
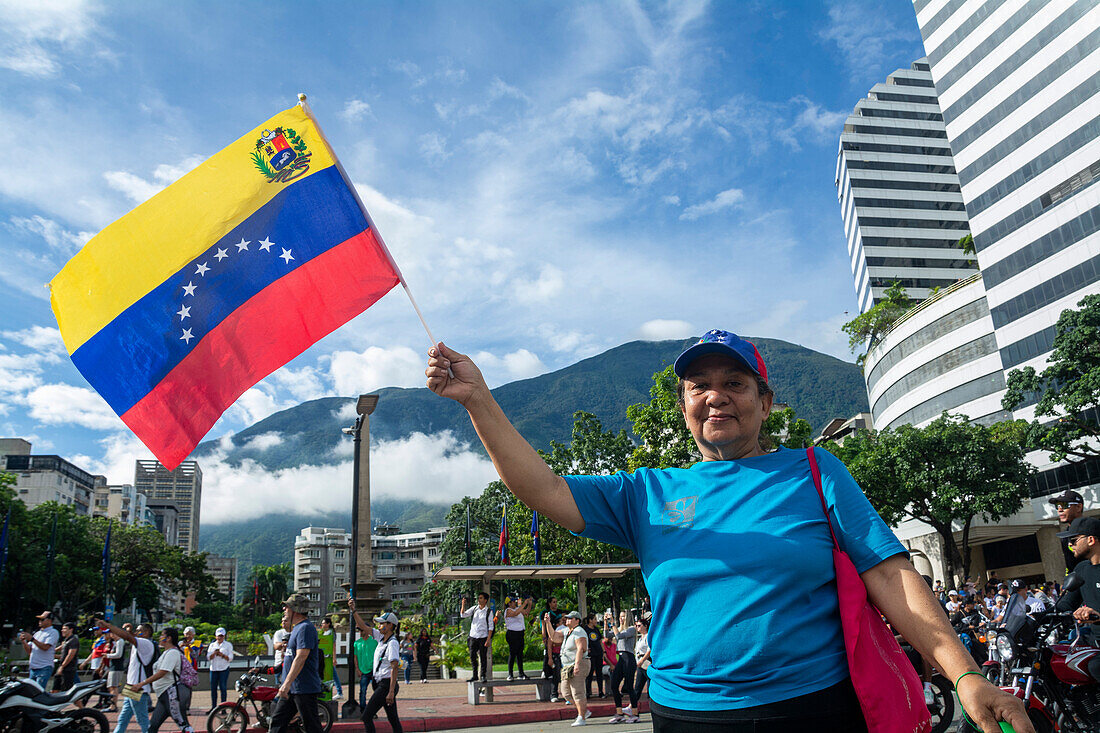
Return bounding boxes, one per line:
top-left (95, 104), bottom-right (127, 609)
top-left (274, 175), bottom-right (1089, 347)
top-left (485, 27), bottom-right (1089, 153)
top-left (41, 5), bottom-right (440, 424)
top-left (864, 273), bottom-right (1006, 430)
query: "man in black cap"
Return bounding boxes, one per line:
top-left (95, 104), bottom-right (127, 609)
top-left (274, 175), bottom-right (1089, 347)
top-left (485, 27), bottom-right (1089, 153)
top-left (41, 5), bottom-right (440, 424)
top-left (1050, 490), bottom-right (1085, 572)
top-left (1055, 517), bottom-right (1100, 674)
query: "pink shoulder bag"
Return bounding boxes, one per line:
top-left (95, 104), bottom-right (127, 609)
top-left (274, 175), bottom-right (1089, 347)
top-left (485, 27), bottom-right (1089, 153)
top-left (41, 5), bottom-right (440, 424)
top-left (807, 446), bottom-right (931, 733)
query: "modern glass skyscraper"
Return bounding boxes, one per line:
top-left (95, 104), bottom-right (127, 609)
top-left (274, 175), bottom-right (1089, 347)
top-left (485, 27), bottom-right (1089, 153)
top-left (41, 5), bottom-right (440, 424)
top-left (836, 59), bottom-right (976, 313)
top-left (915, 0), bottom-right (1100, 414)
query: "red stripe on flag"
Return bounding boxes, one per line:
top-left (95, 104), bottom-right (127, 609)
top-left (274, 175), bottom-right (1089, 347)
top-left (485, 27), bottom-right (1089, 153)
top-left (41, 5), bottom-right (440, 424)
top-left (121, 228), bottom-right (399, 468)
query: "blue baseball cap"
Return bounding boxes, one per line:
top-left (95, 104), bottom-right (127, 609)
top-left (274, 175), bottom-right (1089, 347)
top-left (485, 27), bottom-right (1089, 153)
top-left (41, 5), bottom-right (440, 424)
top-left (673, 329), bottom-right (768, 382)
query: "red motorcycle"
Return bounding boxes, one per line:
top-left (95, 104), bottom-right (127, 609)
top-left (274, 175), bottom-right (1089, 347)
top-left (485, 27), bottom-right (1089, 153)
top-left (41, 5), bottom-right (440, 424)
top-left (985, 573), bottom-right (1100, 732)
top-left (205, 670), bottom-right (333, 733)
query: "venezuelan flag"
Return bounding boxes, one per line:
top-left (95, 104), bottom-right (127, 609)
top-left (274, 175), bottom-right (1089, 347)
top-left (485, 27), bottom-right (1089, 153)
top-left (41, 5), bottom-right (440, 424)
top-left (50, 104), bottom-right (401, 469)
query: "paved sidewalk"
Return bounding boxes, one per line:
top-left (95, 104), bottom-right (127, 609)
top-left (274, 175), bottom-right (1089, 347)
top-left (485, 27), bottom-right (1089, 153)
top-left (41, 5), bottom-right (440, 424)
top-left (99, 680), bottom-right (648, 733)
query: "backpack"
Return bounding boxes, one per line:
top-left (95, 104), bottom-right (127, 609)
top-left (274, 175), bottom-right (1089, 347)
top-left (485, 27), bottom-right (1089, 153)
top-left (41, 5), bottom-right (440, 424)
top-left (178, 650), bottom-right (198, 688)
top-left (316, 646), bottom-right (326, 678)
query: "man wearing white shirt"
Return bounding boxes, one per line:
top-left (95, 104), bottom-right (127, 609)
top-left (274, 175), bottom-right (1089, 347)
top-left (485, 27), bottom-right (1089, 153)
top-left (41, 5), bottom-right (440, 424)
top-left (273, 619), bottom-right (291, 669)
top-left (20, 611), bottom-right (59, 689)
top-left (460, 593), bottom-right (494, 683)
top-left (95, 617), bottom-right (156, 733)
top-left (207, 628), bottom-right (235, 710)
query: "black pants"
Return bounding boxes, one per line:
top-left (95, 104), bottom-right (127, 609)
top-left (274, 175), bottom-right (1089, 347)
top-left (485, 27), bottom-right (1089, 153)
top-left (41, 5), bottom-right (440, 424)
top-left (650, 679), bottom-right (867, 733)
top-left (361, 678), bottom-right (401, 733)
top-left (610, 653), bottom-right (637, 708)
top-left (505, 630), bottom-right (525, 677)
top-left (633, 665), bottom-right (648, 702)
top-left (543, 651), bottom-right (561, 690)
top-left (269, 692), bottom-right (323, 733)
top-left (586, 654), bottom-right (604, 697)
top-left (417, 655), bottom-right (430, 681)
top-left (467, 636), bottom-right (488, 680)
top-left (149, 683), bottom-right (192, 733)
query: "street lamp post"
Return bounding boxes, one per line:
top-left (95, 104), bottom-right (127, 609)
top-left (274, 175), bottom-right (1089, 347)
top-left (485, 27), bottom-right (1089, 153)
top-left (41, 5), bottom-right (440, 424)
top-left (340, 394), bottom-right (380, 719)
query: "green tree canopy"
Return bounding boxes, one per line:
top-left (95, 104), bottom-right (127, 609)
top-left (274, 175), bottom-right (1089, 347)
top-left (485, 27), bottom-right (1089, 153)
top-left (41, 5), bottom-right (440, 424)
top-left (1002, 293), bottom-right (1100, 463)
top-left (835, 412), bottom-right (1031, 583)
top-left (626, 365), bottom-right (697, 470)
top-left (248, 562), bottom-right (292, 617)
top-left (841, 281), bottom-right (914, 365)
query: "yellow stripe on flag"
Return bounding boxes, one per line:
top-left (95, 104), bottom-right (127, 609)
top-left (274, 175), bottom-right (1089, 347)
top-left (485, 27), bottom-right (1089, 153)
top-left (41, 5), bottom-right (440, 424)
top-left (50, 105), bottom-right (337, 353)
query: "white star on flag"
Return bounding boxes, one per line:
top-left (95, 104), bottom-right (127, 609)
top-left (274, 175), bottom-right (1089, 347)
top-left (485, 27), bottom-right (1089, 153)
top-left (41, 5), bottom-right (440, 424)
top-left (180, 328), bottom-right (194, 344)
top-left (236, 238), bottom-right (250, 252)
top-left (177, 305), bottom-right (191, 320)
top-left (259, 237), bottom-right (274, 252)
top-left (214, 248), bottom-right (228, 261)
top-left (279, 248), bottom-right (294, 263)
top-left (195, 262), bottom-right (210, 276)
top-left (182, 282), bottom-right (197, 296)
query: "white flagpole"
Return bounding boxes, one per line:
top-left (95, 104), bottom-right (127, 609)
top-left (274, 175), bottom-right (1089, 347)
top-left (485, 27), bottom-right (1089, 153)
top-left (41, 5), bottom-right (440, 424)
top-left (296, 93), bottom-right (438, 348)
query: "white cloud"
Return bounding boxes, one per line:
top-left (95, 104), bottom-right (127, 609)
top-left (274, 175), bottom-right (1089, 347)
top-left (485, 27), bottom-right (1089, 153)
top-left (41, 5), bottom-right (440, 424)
top-left (2, 325), bottom-right (65, 354)
top-left (268, 365), bottom-right (327, 403)
top-left (6, 216), bottom-right (92, 254)
top-left (242, 432), bottom-right (283, 451)
top-left (638, 319), bottom-right (694, 341)
top-left (342, 99), bottom-right (372, 122)
top-left (512, 265), bottom-right (564, 305)
top-left (680, 188), bottom-right (745, 221)
top-left (225, 387), bottom-right (282, 427)
top-left (25, 383), bottom-right (125, 431)
top-left (418, 132), bottom-right (450, 165)
top-left (328, 345), bottom-right (423, 396)
top-left (0, 352), bottom-right (48, 396)
top-left (0, 0), bottom-right (104, 78)
top-left (102, 171), bottom-right (162, 205)
top-left (193, 430), bottom-right (496, 524)
top-left (819, 0), bottom-right (917, 80)
top-left (472, 348), bottom-right (549, 383)
top-left (662, 195), bottom-right (680, 206)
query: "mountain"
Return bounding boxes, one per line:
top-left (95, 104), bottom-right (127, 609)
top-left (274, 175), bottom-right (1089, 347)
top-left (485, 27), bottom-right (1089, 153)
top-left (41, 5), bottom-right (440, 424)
top-left (193, 337), bottom-right (867, 471)
top-left (197, 337), bottom-right (868, 572)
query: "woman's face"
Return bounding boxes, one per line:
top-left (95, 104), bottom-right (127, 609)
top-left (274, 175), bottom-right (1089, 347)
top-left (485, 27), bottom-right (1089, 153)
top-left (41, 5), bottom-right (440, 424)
top-left (679, 354), bottom-right (772, 461)
top-left (619, 611), bottom-right (627, 625)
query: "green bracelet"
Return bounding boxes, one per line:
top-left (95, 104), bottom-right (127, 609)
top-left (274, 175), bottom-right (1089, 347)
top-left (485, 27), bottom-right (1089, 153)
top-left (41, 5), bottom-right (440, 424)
top-left (954, 671), bottom-right (985, 731)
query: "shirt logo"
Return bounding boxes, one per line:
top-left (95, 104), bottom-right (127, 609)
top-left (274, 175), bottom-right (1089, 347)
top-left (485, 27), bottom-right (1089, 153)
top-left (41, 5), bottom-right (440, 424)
top-left (662, 495), bottom-right (698, 533)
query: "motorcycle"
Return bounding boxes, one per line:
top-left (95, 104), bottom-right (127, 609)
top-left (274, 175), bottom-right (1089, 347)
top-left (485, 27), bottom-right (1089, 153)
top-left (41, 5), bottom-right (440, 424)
top-left (899, 642), bottom-right (956, 733)
top-left (0, 677), bottom-right (108, 733)
top-left (206, 670), bottom-right (333, 733)
top-left (982, 572), bottom-right (1100, 733)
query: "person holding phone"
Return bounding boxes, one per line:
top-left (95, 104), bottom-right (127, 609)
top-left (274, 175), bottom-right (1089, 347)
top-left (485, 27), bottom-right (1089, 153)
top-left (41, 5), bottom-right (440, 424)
top-left (549, 611), bottom-right (589, 726)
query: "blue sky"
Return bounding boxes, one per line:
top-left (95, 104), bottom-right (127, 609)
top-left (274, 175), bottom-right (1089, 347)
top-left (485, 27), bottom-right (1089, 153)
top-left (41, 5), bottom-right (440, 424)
top-left (0, 0), bottom-right (926, 522)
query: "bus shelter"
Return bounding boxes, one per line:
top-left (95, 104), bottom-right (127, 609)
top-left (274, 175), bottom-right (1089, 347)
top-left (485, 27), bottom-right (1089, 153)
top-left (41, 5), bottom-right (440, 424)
top-left (432, 563), bottom-right (641, 703)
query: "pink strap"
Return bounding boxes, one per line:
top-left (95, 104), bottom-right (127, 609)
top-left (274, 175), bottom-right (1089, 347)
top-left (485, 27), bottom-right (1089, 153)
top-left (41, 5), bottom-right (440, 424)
top-left (806, 446), bottom-right (840, 552)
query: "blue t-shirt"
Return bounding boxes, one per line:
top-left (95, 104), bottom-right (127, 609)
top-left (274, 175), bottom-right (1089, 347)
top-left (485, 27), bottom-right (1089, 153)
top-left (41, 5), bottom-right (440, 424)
top-left (566, 446), bottom-right (905, 711)
top-left (284, 620), bottom-right (322, 694)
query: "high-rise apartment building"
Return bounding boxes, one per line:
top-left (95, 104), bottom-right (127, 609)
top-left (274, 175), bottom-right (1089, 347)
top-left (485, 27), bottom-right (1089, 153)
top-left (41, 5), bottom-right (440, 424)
top-left (134, 460), bottom-right (202, 552)
top-left (294, 526), bottom-right (351, 620)
top-left (92, 483), bottom-right (155, 527)
top-left (915, 0), bottom-right (1100, 413)
top-left (837, 59), bottom-right (976, 312)
top-left (206, 554), bottom-right (239, 602)
top-left (371, 526), bottom-right (446, 608)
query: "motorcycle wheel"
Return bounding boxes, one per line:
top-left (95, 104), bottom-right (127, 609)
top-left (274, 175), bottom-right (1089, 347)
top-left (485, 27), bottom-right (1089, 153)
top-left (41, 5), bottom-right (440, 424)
top-left (926, 675), bottom-right (955, 733)
top-left (207, 705), bottom-right (249, 733)
top-left (318, 701), bottom-right (333, 733)
top-left (63, 708), bottom-right (108, 733)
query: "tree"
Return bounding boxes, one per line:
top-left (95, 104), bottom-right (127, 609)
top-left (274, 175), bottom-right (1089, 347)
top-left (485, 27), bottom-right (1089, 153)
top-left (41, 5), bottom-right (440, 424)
top-left (957, 233), bottom-right (975, 256)
top-left (249, 562), bottom-right (292, 617)
top-left (838, 412), bottom-right (1032, 583)
top-left (761, 406), bottom-right (813, 449)
top-left (626, 365), bottom-right (697, 470)
top-left (841, 281), bottom-right (914, 365)
top-left (1002, 293), bottom-right (1100, 463)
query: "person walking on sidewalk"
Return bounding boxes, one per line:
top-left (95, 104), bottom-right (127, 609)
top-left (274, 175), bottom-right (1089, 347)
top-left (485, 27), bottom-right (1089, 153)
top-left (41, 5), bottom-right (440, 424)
top-left (96, 618), bottom-right (156, 733)
top-left (140, 627), bottom-right (194, 733)
top-left (415, 630), bottom-right (432, 683)
top-left (606, 610), bottom-right (638, 723)
top-left (352, 617), bottom-right (380, 707)
top-left (584, 614), bottom-right (605, 699)
top-left (549, 611), bottom-right (590, 727)
top-left (349, 603), bottom-right (403, 733)
top-left (21, 611), bottom-right (58, 690)
top-left (460, 593), bottom-right (494, 683)
top-left (269, 594), bottom-right (323, 733)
